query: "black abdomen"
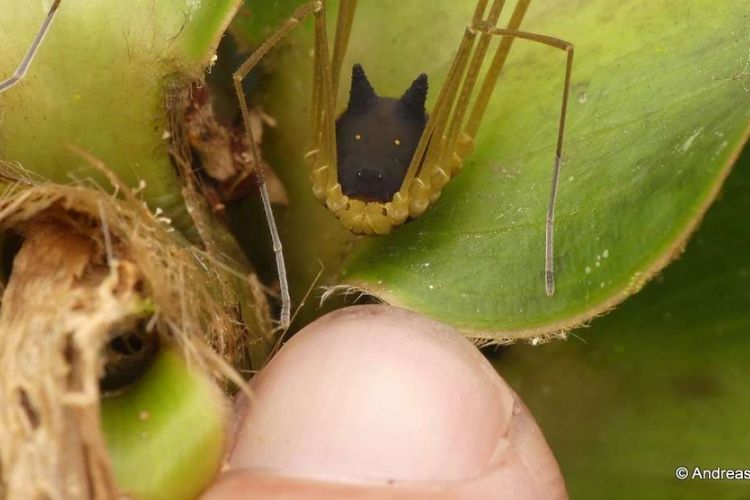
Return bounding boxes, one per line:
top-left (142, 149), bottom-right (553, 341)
top-left (336, 65), bottom-right (428, 202)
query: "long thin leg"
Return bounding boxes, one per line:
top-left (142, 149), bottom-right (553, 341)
top-left (416, 0), bottom-right (531, 188)
top-left (0, 0), bottom-right (61, 94)
top-left (439, 0), bottom-right (506, 165)
top-left (399, 0), bottom-right (491, 195)
top-left (478, 27), bottom-right (574, 297)
top-left (465, 0), bottom-right (532, 138)
top-left (313, 2), bottom-right (338, 193)
top-left (330, 0), bottom-right (358, 99)
top-left (233, 2), bottom-right (323, 328)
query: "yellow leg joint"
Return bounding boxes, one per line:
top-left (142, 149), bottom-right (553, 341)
top-left (365, 202), bottom-right (393, 234)
top-left (385, 191), bottom-right (410, 225)
top-left (325, 183), bottom-right (348, 214)
top-left (409, 178), bottom-right (432, 217)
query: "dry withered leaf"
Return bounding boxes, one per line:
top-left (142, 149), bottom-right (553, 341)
top-left (183, 84), bottom-right (287, 214)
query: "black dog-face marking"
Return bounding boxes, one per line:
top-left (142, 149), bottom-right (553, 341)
top-left (336, 64), bottom-right (428, 202)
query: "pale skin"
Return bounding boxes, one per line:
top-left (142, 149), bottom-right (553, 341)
top-left (203, 305), bottom-right (568, 499)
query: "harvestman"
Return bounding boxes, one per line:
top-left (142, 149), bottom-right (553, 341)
top-left (235, 0), bottom-right (573, 316)
top-left (1, 0), bottom-right (573, 329)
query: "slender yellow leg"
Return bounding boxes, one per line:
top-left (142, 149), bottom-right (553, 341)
top-left (0, 0), bottom-right (61, 94)
top-left (405, 0), bottom-right (573, 297)
top-left (465, 0), bottom-right (533, 138)
top-left (475, 26), bottom-right (575, 297)
top-left (401, 0), bottom-right (491, 190)
top-left (310, 1), bottom-right (336, 195)
top-left (437, 0), bottom-right (506, 174)
top-left (310, 0), bottom-right (358, 209)
top-left (417, 0), bottom-right (530, 191)
top-left (397, 0), bottom-right (492, 218)
top-left (233, 2), bottom-right (323, 328)
top-left (330, 0), bottom-right (358, 99)
top-left (413, 0), bottom-right (509, 208)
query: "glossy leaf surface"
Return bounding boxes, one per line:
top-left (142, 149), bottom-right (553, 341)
top-left (496, 146), bottom-right (750, 497)
top-left (239, 0), bottom-right (750, 338)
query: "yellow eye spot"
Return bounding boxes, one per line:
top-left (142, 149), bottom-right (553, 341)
top-left (355, 134), bottom-right (362, 140)
top-left (394, 139), bottom-right (401, 145)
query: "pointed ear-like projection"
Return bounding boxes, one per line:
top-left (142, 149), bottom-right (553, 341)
top-left (398, 73), bottom-right (428, 119)
top-left (347, 64), bottom-right (378, 114)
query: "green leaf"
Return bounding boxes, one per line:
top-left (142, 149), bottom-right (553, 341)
top-left (101, 348), bottom-right (228, 500)
top-left (0, 0), bottom-right (240, 236)
top-left (238, 0), bottom-right (750, 337)
top-left (494, 145), bottom-right (750, 498)
top-left (0, 0), bottom-right (274, 368)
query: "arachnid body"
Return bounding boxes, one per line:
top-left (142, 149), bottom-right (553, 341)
top-left (234, 0), bottom-right (574, 298)
top-left (336, 65), bottom-right (428, 205)
top-left (3, 0), bottom-right (574, 327)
